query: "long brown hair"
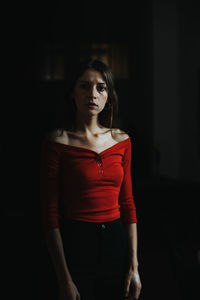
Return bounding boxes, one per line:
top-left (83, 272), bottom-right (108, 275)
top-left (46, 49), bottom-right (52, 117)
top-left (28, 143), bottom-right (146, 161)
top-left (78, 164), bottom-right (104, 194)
top-left (57, 59), bottom-right (120, 137)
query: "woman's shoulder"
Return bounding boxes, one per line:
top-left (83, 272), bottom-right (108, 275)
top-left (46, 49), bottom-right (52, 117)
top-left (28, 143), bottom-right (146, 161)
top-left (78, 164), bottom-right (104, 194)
top-left (112, 128), bottom-right (130, 142)
top-left (45, 128), bottom-right (69, 144)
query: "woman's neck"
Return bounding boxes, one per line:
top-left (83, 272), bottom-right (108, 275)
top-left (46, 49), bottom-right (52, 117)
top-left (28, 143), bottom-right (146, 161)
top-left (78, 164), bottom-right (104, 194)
top-left (74, 114), bottom-right (103, 136)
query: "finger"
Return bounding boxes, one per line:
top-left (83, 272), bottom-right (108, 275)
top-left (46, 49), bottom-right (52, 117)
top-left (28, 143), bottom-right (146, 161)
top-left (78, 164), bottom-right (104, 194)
top-left (137, 281), bottom-right (142, 298)
top-left (77, 293), bottom-right (81, 300)
top-left (124, 278), bottom-right (131, 298)
top-left (78, 292), bottom-right (81, 300)
top-left (132, 283), bottom-right (142, 300)
top-left (135, 286), bottom-right (142, 299)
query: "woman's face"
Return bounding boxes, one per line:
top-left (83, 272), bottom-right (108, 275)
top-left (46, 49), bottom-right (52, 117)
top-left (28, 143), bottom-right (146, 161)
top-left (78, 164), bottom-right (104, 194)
top-left (73, 69), bottom-right (108, 116)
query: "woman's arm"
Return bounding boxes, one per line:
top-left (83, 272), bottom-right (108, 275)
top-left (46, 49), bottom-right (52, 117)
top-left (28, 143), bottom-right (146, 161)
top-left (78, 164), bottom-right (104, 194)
top-left (124, 223), bottom-right (142, 299)
top-left (45, 228), bottom-right (73, 286)
top-left (40, 135), bottom-right (81, 299)
top-left (125, 223), bottom-right (139, 270)
top-left (45, 228), bottom-right (81, 300)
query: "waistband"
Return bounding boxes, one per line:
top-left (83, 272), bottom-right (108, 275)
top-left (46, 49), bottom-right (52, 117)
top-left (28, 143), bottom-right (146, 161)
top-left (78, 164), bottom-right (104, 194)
top-left (60, 217), bottom-right (122, 229)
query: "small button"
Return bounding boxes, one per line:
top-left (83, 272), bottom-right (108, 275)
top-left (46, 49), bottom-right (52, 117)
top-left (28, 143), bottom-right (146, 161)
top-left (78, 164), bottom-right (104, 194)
top-left (98, 162), bottom-right (102, 166)
top-left (101, 224), bottom-right (106, 229)
top-left (99, 169), bottom-right (103, 174)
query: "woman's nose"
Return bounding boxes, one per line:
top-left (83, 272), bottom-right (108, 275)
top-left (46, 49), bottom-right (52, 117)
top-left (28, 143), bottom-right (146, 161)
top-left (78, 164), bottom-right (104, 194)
top-left (88, 86), bottom-right (97, 98)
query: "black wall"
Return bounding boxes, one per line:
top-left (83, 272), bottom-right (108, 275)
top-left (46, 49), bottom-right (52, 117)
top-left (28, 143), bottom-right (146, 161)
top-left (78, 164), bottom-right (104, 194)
top-left (2, 1), bottom-right (200, 299)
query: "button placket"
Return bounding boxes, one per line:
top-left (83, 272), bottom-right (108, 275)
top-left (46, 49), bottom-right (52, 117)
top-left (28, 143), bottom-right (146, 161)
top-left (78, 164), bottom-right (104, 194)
top-left (96, 155), bottom-right (104, 174)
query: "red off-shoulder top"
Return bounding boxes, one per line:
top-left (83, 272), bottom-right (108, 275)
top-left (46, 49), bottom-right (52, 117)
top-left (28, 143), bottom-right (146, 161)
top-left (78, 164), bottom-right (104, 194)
top-left (40, 136), bottom-right (137, 232)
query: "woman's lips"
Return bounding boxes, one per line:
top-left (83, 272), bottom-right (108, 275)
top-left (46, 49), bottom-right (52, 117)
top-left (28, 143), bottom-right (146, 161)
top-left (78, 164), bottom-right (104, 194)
top-left (86, 103), bottom-right (98, 108)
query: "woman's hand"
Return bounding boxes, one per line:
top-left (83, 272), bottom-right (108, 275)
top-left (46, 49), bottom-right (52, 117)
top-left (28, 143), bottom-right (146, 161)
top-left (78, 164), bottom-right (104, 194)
top-left (124, 268), bottom-right (142, 299)
top-left (59, 280), bottom-right (81, 300)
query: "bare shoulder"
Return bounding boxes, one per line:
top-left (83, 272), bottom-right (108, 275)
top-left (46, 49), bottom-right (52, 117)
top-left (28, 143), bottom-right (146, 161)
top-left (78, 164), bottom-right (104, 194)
top-left (46, 128), bottom-right (69, 143)
top-left (112, 128), bottom-right (130, 142)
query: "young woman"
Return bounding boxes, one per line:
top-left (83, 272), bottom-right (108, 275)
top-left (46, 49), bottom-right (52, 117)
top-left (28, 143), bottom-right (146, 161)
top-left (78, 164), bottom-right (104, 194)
top-left (40, 59), bottom-right (142, 300)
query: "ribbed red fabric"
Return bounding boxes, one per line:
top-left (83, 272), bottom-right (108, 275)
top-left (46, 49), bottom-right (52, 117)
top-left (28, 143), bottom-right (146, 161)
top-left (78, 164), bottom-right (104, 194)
top-left (40, 136), bottom-right (137, 232)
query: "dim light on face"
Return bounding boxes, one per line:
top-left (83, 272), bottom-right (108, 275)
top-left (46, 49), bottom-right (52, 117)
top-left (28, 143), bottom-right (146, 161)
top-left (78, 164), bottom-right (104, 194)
top-left (73, 69), bottom-right (108, 116)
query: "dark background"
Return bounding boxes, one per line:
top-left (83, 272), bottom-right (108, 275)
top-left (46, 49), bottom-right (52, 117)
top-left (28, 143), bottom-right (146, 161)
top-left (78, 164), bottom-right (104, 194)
top-left (2, 0), bottom-right (200, 299)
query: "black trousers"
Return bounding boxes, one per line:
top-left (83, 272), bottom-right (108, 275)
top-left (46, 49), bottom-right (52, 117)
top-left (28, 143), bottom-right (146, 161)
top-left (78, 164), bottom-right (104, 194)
top-left (60, 218), bottom-right (130, 300)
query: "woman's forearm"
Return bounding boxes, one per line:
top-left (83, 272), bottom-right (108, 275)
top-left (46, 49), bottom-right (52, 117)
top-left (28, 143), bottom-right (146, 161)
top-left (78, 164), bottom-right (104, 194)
top-left (45, 228), bottom-right (73, 287)
top-left (125, 223), bottom-right (139, 270)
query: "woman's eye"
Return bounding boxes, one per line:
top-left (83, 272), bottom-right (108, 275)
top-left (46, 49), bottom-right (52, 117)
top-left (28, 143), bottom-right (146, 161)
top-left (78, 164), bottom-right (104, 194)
top-left (79, 83), bottom-right (107, 92)
top-left (80, 83), bottom-right (89, 89)
top-left (98, 86), bottom-right (106, 92)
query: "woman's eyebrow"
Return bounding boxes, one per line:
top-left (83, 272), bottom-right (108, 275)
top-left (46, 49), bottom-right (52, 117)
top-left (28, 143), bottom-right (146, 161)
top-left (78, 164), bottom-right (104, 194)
top-left (79, 80), bottom-right (106, 85)
top-left (97, 82), bottom-right (107, 85)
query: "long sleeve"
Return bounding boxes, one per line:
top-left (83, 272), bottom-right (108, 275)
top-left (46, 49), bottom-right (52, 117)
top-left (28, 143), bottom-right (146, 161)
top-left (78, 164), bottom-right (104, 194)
top-left (118, 138), bottom-right (137, 224)
top-left (40, 140), bottom-right (62, 232)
